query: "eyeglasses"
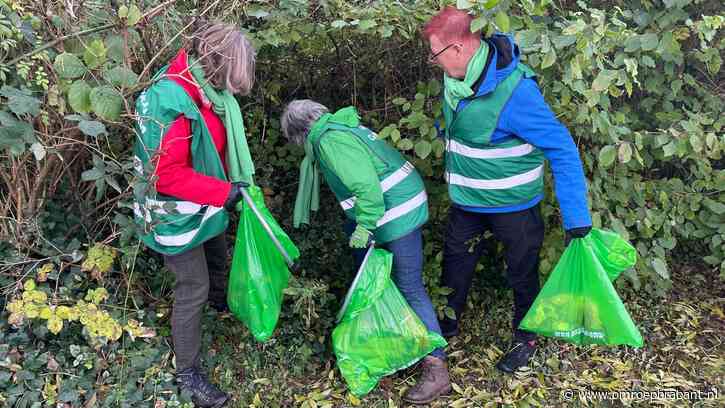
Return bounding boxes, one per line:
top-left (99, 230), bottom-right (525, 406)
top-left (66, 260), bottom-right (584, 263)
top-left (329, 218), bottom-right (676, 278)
top-left (428, 43), bottom-right (457, 64)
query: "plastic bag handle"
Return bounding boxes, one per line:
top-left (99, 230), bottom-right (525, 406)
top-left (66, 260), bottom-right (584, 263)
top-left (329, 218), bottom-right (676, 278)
top-left (336, 241), bottom-right (375, 323)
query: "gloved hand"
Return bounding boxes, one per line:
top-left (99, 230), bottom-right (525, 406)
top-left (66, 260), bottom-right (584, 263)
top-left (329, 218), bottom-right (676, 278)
top-left (565, 226), bottom-right (592, 246)
top-left (223, 181), bottom-right (250, 211)
top-left (349, 225), bottom-right (373, 248)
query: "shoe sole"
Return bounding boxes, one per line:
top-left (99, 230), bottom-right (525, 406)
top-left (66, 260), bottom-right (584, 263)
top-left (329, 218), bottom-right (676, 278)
top-left (402, 384), bottom-right (453, 405)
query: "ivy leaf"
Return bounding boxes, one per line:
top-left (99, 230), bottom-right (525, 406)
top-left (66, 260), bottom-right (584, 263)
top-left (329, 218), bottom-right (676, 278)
top-left (83, 39), bottom-right (107, 69)
top-left (703, 198), bottom-right (725, 215)
top-left (598, 145), bottom-right (616, 168)
top-left (81, 168), bottom-right (104, 181)
top-left (483, 0), bottom-right (499, 9)
top-left (68, 80), bottom-right (92, 113)
top-left (397, 138), bottom-right (414, 151)
top-left (358, 20), bottom-right (377, 30)
top-left (90, 86), bottom-right (123, 121)
top-left (495, 11), bottom-right (510, 33)
top-left (414, 140), bottom-right (432, 159)
top-left (102, 66), bottom-right (138, 87)
top-left (651, 258), bottom-right (669, 279)
top-left (53, 52), bottom-right (87, 79)
top-left (79, 120), bottom-right (107, 137)
top-left (247, 7), bottom-right (270, 19)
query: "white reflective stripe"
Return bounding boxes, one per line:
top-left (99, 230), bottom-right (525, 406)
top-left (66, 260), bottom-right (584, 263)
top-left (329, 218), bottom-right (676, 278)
top-left (339, 162), bottom-right (415, 211)
top-left (143, 198), bottom-right (202, 215)
top-left (446, 139), bottom-right (535, 159)
top-left (376, 191), bottom-right (427, 227)
top-left (446, 165), bottom-right (544, 190)
top-left (133, 202), bottom-right (152, 222)
top-left (153, 205), bottom-right (225, 247)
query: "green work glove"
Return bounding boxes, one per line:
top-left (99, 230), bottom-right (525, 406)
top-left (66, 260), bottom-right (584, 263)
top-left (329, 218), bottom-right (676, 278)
top-left (349, 225), bottom-right (373, 248)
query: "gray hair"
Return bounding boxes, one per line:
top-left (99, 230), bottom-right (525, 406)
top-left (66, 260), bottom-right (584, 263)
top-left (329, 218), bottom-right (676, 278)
top-left (281, 100), bottom-right (329, 145)
top-left (193, 23), bottom-right (256, 95)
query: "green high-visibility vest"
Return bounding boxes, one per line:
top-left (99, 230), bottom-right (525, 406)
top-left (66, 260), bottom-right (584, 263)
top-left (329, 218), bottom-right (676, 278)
top-left (311, 123), bottom-right (429, 243)
top-left (442, 63), bottom-right (545, 208)
top-left (132, 68), bottom-right (228, 256)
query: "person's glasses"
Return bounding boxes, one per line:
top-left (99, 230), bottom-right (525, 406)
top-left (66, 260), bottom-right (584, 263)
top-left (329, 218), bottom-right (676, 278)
top-left (428, 43), bottom-right (457, 64)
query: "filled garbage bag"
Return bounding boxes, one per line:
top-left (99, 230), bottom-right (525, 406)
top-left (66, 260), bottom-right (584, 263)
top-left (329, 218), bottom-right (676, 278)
top-left (228, 185), bottom-right (300, 342)
top-left (584, 229), bottom-right (637, 281)
top-left (519, 232), bottom-right (643, 347)
top-left (332, 248), bottom-right (447, 396)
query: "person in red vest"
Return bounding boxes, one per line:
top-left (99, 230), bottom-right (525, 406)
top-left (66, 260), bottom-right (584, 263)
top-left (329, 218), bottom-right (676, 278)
top-left (133, 23), bottom-right (255, 408)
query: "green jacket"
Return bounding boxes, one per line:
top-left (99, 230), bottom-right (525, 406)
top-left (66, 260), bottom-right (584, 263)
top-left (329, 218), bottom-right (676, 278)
top-left (310, 107), bottom-right (428, 243)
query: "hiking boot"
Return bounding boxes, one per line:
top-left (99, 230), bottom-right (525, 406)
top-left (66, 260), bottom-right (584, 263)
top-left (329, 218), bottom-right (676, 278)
top-left (439, 316), bottom-right (460, 339)
top-left (496, 339), bottom-right (537, 373)
top-left (176, 367), bottom-right (229, 408)
top-left (208, 300), bottom-right (229, 314)
top-left (403, 356), bottom-right (452, 405)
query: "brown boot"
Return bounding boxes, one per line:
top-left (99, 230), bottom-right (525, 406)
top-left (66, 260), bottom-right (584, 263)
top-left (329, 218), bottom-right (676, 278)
top-left (402, 356), bottom-right (452, 405)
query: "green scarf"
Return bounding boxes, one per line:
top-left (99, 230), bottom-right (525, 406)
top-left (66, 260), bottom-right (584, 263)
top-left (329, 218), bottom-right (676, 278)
top-left (189, 64), bottom-right (255, 190)
top-left (443, 41), bottom-right (490, 109)
top-left (293, 106), bottom-right (360, 227)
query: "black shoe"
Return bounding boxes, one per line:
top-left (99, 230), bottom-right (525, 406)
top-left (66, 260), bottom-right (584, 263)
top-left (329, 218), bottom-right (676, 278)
top-left (439, 316), bottom-right (459, 339)
top-left (496, 340), bottom-right (536, 373)
top-left (176, 367), bottom-right (229, 408)
top-left (209, 300), bottom-right (229, 314)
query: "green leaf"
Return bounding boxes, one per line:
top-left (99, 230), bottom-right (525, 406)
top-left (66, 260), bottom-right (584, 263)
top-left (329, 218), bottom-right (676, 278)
top-left (83, 39), bottom-right (107, 69)
top-left (541, 48), bottom-right (556, 69)
top-left (79, 120), bottom-right (107, 137)
top-left (471, 17), bottom-right (487, 33)
top-left (358, 20), bottom-right (377, 30)
top-left (397, 138), bottom-right (413, 151)
top-left (30, 142), bottom-right (46, 161)
top-left (598, 145), bottom-right (616, 168)
top-left (483, 0), bottom-right (499, 9)
top-left (432, 139), bottom-right (445, 158)
top-left (651, 258), bottom-right (669, 280)
top-left (90, 86), bottom-right (123, 121)
top-left (68, 80), bottom-right (92, 113)
top-left (618, 142), bottom-right (632, 163)
top-left (102, 66), bottom-right (138, 87)
top-left (703, 198), bottom-right (725, 215)
top-left (0, 86), bottom-right (41, 117)
top-left (414, 140), bottom-right (432, 159)
top-left (126, 4), bottom-right (142, 26)
top-left (105, 35), bottom-right (126, 63)
top-left (662, 140), bottom-right (677, 157)
top-left (247, 7), bottom-right (270, 19)
top-left (639, 33), bottom-right (659, 51)
top-left (118, 5), bottom-right (128, 18)
top-left (456, 0), bottom-right (474, 9)
top-left (331, 20), bottom-right (347, 28)
top-left (592, 70), bottom-right (615, 92)
top-left (53, 52), bottom-right (87, 79)
top-left (81, 168), bottom-right (104, 181)
top-left (495, 11), bottom-right (510, 33)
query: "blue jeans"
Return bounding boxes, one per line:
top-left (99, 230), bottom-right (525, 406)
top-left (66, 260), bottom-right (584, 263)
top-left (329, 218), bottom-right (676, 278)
top-left (345, 223), bottom-right (446, 360)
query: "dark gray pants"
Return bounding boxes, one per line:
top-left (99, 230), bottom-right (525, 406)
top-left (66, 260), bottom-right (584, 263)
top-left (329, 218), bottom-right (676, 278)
top-left (163, 234), bottom-right (228, 371)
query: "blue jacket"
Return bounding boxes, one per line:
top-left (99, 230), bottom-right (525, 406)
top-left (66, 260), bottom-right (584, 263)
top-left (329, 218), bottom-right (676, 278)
top-left (450, 34), bottom-right (592, 230)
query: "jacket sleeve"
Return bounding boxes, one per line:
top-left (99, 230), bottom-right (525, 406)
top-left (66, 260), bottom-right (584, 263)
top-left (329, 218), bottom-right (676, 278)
top-left (317, 131), bottom-right (385, 231)
top-left (502, 78), bottom-right (592, 230)
top-left (154, 115), bottom-right (232, 207)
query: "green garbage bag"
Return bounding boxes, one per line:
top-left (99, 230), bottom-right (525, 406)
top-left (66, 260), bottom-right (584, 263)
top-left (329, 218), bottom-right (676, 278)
top-left (519, 233), bottom-right (643, 347)
top-left (228, 185), bottom-right (300, 342)
top-left (584, 229), bottom-right (637, 281)
top-left (332, 247), bottom-right (447, 396)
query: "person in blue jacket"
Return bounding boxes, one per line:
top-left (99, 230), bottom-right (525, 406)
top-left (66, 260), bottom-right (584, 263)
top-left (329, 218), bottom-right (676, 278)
top-left (423, 6), bottom-right (593, 373)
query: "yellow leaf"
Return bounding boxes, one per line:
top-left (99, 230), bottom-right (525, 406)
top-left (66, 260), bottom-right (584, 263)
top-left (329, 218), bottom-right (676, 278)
top-left (24, 279), bottom-right (36, 291)
top-left (47, 316), bottom-right (63, 334)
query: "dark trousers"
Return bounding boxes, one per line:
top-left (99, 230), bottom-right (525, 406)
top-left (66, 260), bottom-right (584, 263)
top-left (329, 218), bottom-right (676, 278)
top-left (440, 205), bottom-right (544, 342)
top-left (163, 234), bottom-right (228, 371)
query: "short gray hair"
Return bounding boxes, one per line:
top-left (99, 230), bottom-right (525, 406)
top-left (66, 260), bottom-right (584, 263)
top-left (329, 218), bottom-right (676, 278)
top-left (281, 100), bottom-right (329, 145)
top-left (193, 23), bottom-right (256, 95)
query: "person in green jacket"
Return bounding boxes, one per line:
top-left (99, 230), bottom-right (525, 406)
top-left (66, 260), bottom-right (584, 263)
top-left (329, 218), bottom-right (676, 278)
top-left (282, 100), bottom-right (451, 404)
